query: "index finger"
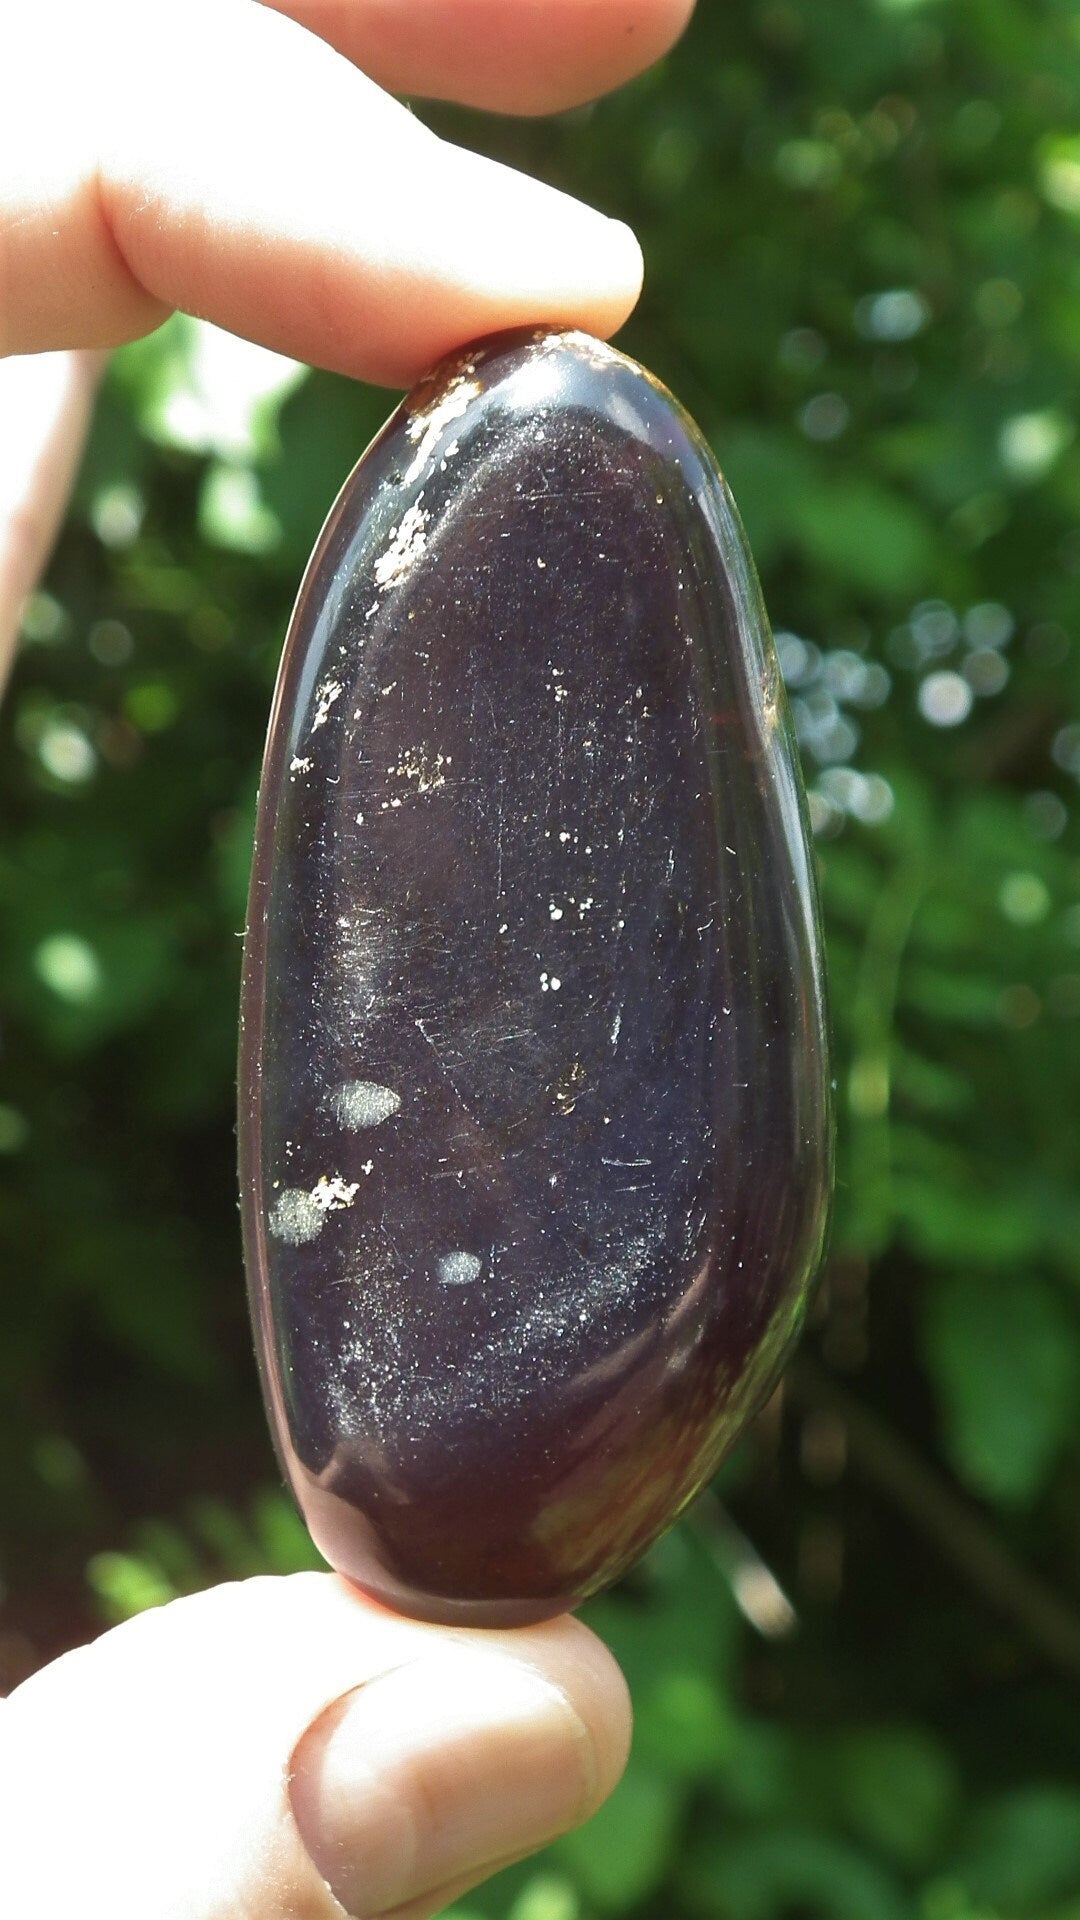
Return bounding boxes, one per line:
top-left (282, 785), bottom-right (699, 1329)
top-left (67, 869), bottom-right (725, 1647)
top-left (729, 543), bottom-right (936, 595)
top-left (1, 3), bottom-right (642, 375)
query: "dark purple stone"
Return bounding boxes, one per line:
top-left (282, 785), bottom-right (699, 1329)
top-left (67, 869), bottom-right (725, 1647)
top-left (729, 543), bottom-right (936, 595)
top-left (239, 328), bottom-right (832, 1625)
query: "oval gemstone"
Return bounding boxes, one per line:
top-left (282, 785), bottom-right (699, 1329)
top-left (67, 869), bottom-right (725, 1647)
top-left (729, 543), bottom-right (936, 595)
top-left (239, 328), bottom-right (832, 1625)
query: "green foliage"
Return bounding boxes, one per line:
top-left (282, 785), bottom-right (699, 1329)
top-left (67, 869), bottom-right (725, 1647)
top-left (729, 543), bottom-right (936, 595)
top-left (924, 1274), bottom-right (1079, 1503)
top-left (834, 1725), bottom-right (960, 1867)
top-left (3, 0), bottom-right (1080, 1914)
top-left (954, 1788), bottom-right (1080, 1909)
top-left (85, 1490), bottom-right (325, 1623)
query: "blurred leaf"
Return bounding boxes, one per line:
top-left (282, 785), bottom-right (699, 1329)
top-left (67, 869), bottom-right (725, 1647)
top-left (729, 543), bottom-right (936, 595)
top-left (954, 1787), bottom-right (1080, 1909)
top-left (213, 778), bottom-right (258, 925)
top-left (716, 426), bottom-right (817, 565)
top-left (685, 1828), bottom-right (912, 1920)
top-left (507, 1875), bottom-right (581, 1920)
top-left (721, 1720), bottom-right (801, 1821)
top-left (87, 1550), bottom-right (177, 1623)
top-left (923, 1274), bottom-right (1079, 1503)
top-left (894, 1180), bottom-right (1041, 1267)
top-left (554, 1766), bottom-right (679, 1910)
top-left (891, 1045), bottom-right (973, 1117)
top-left (199, 465), bottom-right (282, 555)
top-left (792, 481), bottom-right (935, 597)
top-left (262, 370), bottom-right (393, 561)
top-left (633, 1664), bottom-right (737, 1780)
top-left (249, 1488), bottom-right (327, 1575)
top-left (835, 1724), bottom-right (960, 1867)
top-left (111, 316), bottom-right (306, 462)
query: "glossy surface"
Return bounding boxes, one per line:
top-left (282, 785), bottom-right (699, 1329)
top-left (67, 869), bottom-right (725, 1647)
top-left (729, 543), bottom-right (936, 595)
top-left (240, 328), bottom-right (832, 1624)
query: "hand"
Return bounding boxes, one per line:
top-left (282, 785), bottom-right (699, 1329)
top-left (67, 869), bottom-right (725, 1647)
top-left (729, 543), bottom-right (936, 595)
top-left (0, 1571), bottom-right (631, 1918)
top-left (0, 0), bottom-right (692, 669)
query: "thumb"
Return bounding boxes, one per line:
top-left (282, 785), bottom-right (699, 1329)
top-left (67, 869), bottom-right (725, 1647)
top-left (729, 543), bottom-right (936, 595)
top-left (0, 1571), bottom-right (631, 1920)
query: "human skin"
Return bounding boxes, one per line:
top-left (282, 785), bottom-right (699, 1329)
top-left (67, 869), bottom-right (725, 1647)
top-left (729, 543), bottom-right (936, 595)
top-left (0, 0), bottom-right (690, 675)
top-left (0, 3), bottom-right (695, 1914)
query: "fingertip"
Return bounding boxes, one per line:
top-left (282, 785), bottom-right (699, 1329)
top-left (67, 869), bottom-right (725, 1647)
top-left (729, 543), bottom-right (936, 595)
top-left (599, 218), bottom-right (646, 336)
top-left (505, 1611), bottom-right (634, 1812)
top-left (290, 1642), bottom-right (618, 1917)
top-left (379, 148), bottom-right (644, 382)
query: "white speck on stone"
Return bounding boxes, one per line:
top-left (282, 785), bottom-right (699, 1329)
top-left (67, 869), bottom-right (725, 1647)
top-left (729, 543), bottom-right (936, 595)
top-left (611, 1007), bottom-right (622, 1046)
top-left (310, 1174), bottom-right (360, 1213)
top-left (268, 1172), bottom-right (361, 1243)
top-left (335, 1081), bottom-right (401, 1129)
top-left (268, 1188), bottom-right (323, 1244)
top-left (537, 557), bottom-right (547, 569)
top-left (390, 746), bottom-right (448, 793)
top-left (289, 755), bottom-right (312, 777)
top-left (437, 1250), bottom-right (483, 1286)
top-left (536, 329), bottom-right (632, 375)
top-left (311, 679), bottom-right (342, 732)
top-left (549, 904), bottom-right (563, 920)
top-left (374, 498), bottom-right (428, 589)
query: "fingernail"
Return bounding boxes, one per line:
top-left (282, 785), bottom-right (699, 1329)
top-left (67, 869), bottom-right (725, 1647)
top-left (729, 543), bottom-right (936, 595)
top-left (291, 1650), bottom-right (598, 1917)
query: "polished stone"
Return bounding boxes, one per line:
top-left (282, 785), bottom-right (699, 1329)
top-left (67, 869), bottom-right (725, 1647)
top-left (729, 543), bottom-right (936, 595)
top-left (239, 327), bottom-right (832, 1624)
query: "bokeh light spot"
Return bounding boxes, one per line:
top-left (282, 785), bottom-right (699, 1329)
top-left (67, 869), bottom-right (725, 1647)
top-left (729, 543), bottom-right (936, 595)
top-left (34, 934), bottom-right (102, 1005)
top-left (918, 671), bottom-right (972, 726)
top-left (998, 872), bottom-right (1051, 926)
top-left (37, 721), bottom-right (96, 784)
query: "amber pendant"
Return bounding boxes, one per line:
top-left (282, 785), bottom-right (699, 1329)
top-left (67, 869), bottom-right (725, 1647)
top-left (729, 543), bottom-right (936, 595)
top-left (239, 328), bottom-right (832, 1625)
